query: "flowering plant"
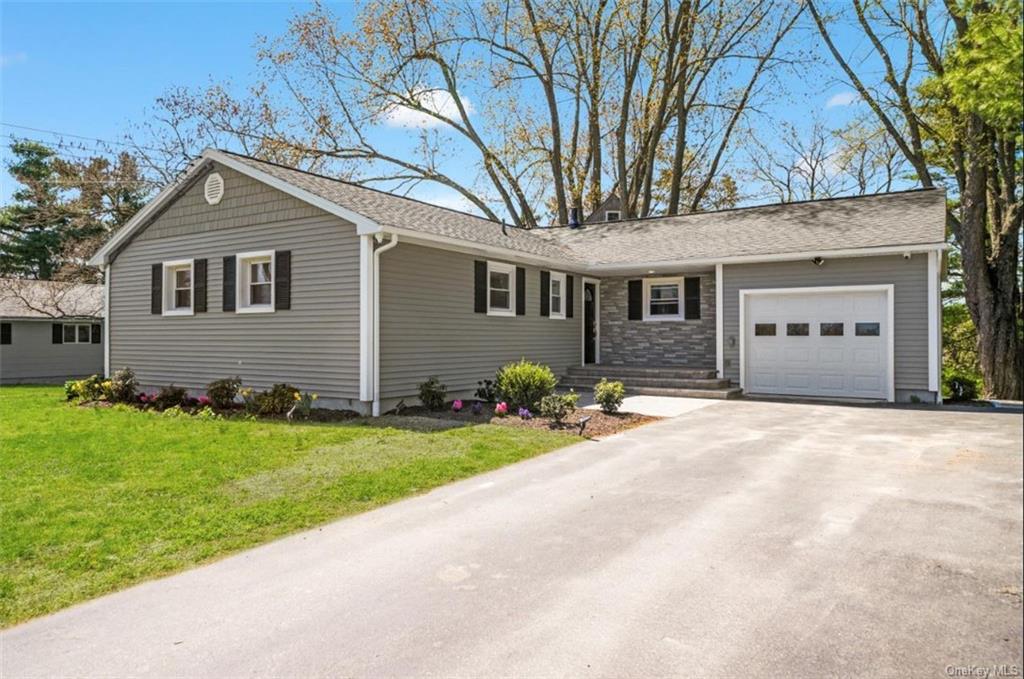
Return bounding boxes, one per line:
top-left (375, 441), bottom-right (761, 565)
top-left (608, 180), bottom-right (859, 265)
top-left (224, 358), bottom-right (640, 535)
top-left (471, 401), bottom-right (483, 415)
top-left (518, 407), bottom-right (532, 420)
top-left (197, 395), bottom-right (212, 407)
top-left (494, 401), bottom-right (508, 417)
top-left (451, 399), bottom-right (463, 412)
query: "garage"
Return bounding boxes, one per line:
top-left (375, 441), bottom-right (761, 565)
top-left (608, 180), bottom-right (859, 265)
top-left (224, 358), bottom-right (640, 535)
top-left (740, 286), bottom-right (893, 400)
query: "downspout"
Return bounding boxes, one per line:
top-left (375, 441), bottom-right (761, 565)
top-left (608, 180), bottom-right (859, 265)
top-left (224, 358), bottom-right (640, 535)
top-left (372, 233), bottom-right (399, 416)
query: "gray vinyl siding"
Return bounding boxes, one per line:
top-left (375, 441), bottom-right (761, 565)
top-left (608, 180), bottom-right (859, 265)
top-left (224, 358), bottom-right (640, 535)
top-left (109, 163), bottom-right (361, 402)
top-left (378, 243), bottom-right (583, 401)
top-left (0, 319), bottom-right (103, 384)
top-left (722, 254), bottom-right (930, 391)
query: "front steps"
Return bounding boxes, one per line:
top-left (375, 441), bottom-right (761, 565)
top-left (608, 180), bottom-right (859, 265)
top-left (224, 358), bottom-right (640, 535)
top-left (561, 365), bottom-right (742, 400)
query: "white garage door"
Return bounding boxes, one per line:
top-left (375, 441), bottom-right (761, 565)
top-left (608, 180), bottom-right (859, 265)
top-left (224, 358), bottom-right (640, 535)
top-left (743, 288), bottom-right (890, 400)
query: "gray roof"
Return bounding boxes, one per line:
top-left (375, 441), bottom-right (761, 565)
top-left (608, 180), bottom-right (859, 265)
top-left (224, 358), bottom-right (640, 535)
top-left (223, 152), bottom-right (947, 268)
top-left (0, 279), bottom-right (104, 319)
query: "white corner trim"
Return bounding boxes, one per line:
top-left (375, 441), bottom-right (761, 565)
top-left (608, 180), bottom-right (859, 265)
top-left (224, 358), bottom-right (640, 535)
top-left (715, 264), bottom-right (724, 378)
top-left (235, 250), bottom-right (276, 314)
top-left (161, 259), bottom-right (195, 317)
top-left (103, 264), bottom-right (111, 377)
top-left (927, 250), bottom-right (940, 394)
top-left (359, 235), bottom-right (374, 402)
top-left (738, 284), bottom-right (896, 403)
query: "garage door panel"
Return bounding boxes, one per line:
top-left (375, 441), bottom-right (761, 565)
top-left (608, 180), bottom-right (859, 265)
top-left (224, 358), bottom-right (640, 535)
top-left (745, 289), bottom-right (889, 400)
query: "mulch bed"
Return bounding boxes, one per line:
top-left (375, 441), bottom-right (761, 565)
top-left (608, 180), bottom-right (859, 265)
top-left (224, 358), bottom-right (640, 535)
top-left (397, 405), bottom-right (660, 439)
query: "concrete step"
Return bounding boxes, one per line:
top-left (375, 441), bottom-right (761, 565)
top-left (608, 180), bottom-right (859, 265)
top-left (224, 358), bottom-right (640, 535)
top-left (562, 382), bottom-right (743, 400)
top-left (565, 365), bottom-right (718, 380)
top-left (562, 374), bottom-right (732, 389)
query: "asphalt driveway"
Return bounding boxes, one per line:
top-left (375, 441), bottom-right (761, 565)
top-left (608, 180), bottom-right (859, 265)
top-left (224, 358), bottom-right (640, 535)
top-left (3, 400), bottom-right (1022, 678)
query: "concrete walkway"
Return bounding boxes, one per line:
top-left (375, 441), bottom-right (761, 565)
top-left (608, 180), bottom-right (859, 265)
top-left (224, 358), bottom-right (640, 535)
top-left (3, 401), bottom-right (1021, 678)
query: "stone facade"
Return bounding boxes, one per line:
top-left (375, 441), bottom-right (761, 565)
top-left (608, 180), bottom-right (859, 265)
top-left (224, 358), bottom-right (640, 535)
top-left (599, 273), bottom-right (716, 368)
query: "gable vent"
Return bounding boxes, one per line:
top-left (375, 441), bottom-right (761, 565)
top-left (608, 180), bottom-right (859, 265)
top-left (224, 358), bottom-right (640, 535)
top-left (204, 172), bottom-right (225, 205)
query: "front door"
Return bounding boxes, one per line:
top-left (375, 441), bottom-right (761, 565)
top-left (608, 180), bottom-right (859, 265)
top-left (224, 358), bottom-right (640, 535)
top-left (584, 282), bottom-right (597, 364)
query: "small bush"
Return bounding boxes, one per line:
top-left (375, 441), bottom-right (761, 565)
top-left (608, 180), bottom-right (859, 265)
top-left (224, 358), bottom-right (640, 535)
top-left (944, 373), bottom-right (979, 402)
top-left (160, 405), bottom-right (189, 418)
top-left (256, 383), bottom-right (300, 415)
top-left (418, 376), bottom-right (447, 410)
top-left (594, 378), bottom-right (626, 414)
top-left (109, 368), bottom-right (138, 403)
top-left (206, 377), bottom-right (242, 410)
top-left (64, 379), bottom-right (79, 401)
top-left (291, 392), bottom-right (318, 420)
top-left (495, 360), bottom-right (558, 409)
top-left (539, 391), bottom-right (579, 423)
top-left (67, 375), bottom-right (105, 402)
top-left (153, 385), bottom-right (188, 410)
top-left (194, 406), bottom-right (223, 421)
top-left (475, 379), bottom-right (497, 402)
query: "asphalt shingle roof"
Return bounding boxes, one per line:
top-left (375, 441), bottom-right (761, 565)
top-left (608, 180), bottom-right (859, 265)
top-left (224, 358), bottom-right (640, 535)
top-left (223, 151), bottom-right (946, 268)
top-left (0, 280), bottom-right (104, 319)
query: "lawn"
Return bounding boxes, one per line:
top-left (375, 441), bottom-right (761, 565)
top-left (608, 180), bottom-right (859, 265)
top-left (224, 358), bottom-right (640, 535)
top-left (0, 385), bottom-right (575, 626)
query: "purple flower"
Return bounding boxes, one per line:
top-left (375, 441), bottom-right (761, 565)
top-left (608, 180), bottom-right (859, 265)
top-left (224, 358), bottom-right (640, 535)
top-left (518, 407), bottom-right (532, 420)
top-left (451, 399), bottom-right (463, 412)
top-left (471, 401), bottom-right (483, 415)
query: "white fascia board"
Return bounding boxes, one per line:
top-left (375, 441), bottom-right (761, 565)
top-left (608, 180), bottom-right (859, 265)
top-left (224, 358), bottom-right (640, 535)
top-left (585, 243), bottom-right (949, 275)
top-left (381, 228), bottom-right (579, 271)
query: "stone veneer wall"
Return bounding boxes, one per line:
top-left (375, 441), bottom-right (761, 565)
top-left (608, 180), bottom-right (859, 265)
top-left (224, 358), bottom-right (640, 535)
top-left (599, 273), bottom-right (716, 368)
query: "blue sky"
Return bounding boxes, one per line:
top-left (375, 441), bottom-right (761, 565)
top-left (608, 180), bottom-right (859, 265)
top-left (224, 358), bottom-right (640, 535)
top-left (1, 1), bottom-right (874, 210)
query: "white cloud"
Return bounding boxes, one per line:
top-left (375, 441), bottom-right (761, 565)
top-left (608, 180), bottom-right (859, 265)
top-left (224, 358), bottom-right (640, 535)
top-left (382, 89), bottom-right (473, 129)
top-left (0, 52), bottom-right (27, 68)
top-left (826, 91), bottom-right (858, 108)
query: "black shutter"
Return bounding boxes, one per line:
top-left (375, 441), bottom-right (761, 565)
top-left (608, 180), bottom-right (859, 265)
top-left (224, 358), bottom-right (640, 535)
top-left (474, 261), bottom-right (487, 313)
top-left (194, 258), bottom-right (208, 313)
top-left (275, 250), bottom-right (291, 310)
top-left (515, 267), bottom-right (526, 316)
top-left (52, 323), bottom-right (63, 344)
top-left (566, 275), bottom-right (574, 318)
top-left (684, 277), bottom-right (701, 320)
top-left (222, 256), bottom-right (236, 312)
top-left (151, 264), bottom-right (162, 314)
top-left (91, 324), bottom-right (102, 344)
top-left (0, 322), bottom-right (11, 345)
top-left (540, 271), bottom-right (550, 317)
top-left (627, 280), bottom-right (643, 320)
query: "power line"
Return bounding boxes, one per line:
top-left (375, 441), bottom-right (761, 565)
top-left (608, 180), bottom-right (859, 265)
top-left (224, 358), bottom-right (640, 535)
top-left (0, 123), bottom-right (169, 155)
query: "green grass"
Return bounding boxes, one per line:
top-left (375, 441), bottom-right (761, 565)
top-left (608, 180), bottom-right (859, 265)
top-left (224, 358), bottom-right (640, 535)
top-left (0, 386), bottom-right (574, 626)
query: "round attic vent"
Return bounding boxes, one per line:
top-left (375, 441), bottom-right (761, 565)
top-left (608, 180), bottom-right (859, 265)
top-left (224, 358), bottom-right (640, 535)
top-left (204, 172), bottom-right (225, 205)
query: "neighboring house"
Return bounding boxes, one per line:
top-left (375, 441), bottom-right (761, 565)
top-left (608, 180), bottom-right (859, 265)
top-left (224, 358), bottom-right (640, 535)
top-left (0, 280), bottom-right (105, 384)
top-left (585, 194), bottom-right (622, 224)
top-left (88, 149), bottom-right (946, 414)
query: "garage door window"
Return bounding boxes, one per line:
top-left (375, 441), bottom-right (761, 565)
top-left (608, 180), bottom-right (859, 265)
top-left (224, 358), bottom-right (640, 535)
top-left (786, 323), bottom-right (809, 336)
top-left (820, 323), bottom-right (844, 336)
top-left (855, 322), bottom-right (880, 336)
top-left (754, 323), bottom-right (776, 336)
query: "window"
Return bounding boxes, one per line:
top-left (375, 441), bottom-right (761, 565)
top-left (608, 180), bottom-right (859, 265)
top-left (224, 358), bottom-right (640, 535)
top-left (786, 323), bottom-right (810, 336)
top-left (236, 251), bottom-right (275, 313)
top-left (820, 322), bottom-right (844, 336)
top-left (0, 322), bottom-right (10, 345)
top-left (643, 278), bottom-right (682, 320)
top-left (754, 323), bottom-right (776, 336)
top-left (62, 323), bottom-right (93, 344)
top-left (162, 259), bottom-right (194, 316)
top-left (549, 271), bottom-right (566, 319)
top-left (487, 261), bottom-right (515, 316)
top-left (855, 322), bottom-right (880, 337)
top-left (605, 210), bottom-right (621, 222)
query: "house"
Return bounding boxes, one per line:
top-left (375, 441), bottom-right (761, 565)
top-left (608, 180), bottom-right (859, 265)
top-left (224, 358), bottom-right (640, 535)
top-left (0, 280), bottom-right (105, 384)
top-left (585, 194), bottom-right (622, 224)
top-left (87, 149), bottom-right (946, 414)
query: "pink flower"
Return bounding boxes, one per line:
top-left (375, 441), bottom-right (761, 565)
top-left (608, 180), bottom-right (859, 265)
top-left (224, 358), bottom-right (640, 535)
top-left (494, 402), bottom-right (508, 416)
top-left (451, 399), bottom-right (463, 412)
top-left (198, 395), bottom-right (212, 407)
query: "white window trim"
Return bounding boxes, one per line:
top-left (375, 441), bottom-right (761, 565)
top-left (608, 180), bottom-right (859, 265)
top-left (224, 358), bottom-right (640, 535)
top-left (162, 259), bottom-right (194, 317)
top-left (236, 250), bottom-right (276, 314)
top-left (486, 260), bottom-right (516, 317)
top-left (62, 322), bottom-right (93, 344)
top-left (642, 276), bottom-right (685, 322)
top-left (549, 271), bottom-right (567, 320)
top-left (605, 210), bottom-right (621, 222)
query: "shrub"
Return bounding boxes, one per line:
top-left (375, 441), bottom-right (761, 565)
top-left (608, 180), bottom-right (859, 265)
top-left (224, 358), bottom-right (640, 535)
top-left (418, 376), bottom-right (447, 410)
top-left (291, 391), bottom-right (318, 420)
top-left (160, 405), bottom-right (189, 418)
top-left (64, 379), bottom-right (79, 401)
top-left (256, 383), bottom-right (300, 415)
top-left (594, 378), bottom-right (626, 414)
top-left (154, 385), bottom-right (188, 410)
top-left (67, 375), bottom-right (105, 402)
top-left (944, 373), bottom-right (979, 402)
top-left (475, 379), bottom-right (497, 402)
top-left (494, 401), bottom-right (508, 417)
top-left (494, 360), bottom-right (558, 409)
top-left (108, 368), bottom-right (138, 403)
top-left (205, 377), bottom-right (242, 410)
top-left (539, 391), bottom-right (579, 423)
top-left (194, 406), bottom-right (223, 421)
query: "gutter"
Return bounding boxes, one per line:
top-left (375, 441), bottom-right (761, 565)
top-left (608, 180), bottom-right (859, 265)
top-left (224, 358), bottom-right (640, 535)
top-left (360, 232), bottom-right (399, 416)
